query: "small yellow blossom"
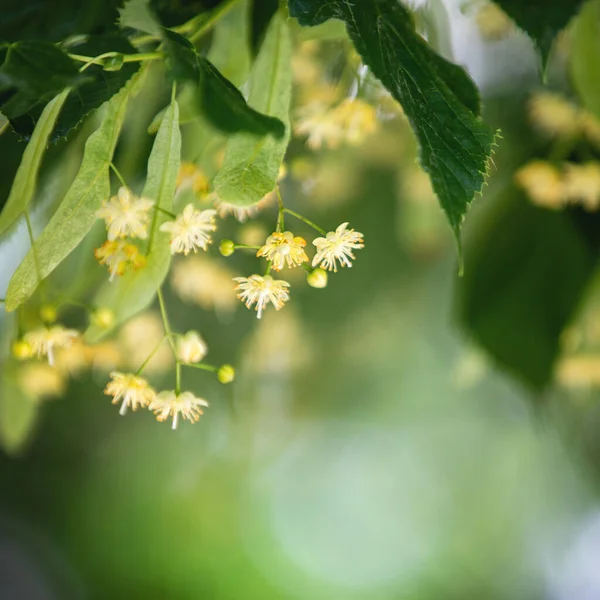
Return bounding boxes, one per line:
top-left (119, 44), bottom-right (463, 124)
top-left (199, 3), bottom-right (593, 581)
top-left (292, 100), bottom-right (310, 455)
top-left (307, 268), bottom-right (328, 288)
top-left (474, 2), bottom-right (514, 41)
top-left (217, 364), bottom-right (235, 384)
top-left (96, 186), bottom-right (154, 241)
top-left (312, 222), bottom-right (365, 272)
top-left (556, 355), bottom-right (600, 389)
top-left (54, 338), bottom-right (91, 377)
top-left (104, 371), bottom-right (156, 416)
top-left (581, 111), bottom-right (600, 149)
top-left (334, 98), bottom-right (378, 146)
top-left (39, 305), bottom-right (57, 324)
top-left (528, 92), bottom-right (580, 139)
top-left (212, 191), bottom-right (274, 222)
top-left (24, 325), bottom-right (78, 366)
top-left (563, 162), bottom-right (600, 211)
top-left (11, 340), bottom-right (33, 360)
top-left (256, 231), bottom-right (309, 271)
top-left (19, 363), bottom-right (66, 400)
top-left (176, 161), bottom-right (210, 198)
top-left (159, 204), bottom-right (217, 255)
top-left (86, 342), bottom-right (122, 372)
top-left (234, 274), bottom-right (290, 319)
top-left (515, 161), bottom-right (565, 209)
top-left (176, 161), bottom-right (198, 187)
top-left (171, 257), bottom-right (238, 314)
top-left (91, 307), bottom-right (115, 329)
top-left (219, 239), bottom-right (236, 257)
top-left (176, 331), bottom-right (208, 364)
top-left (295, 101), bottom-right (345, 150)
top-left (94, 240), bottom-right (146, 281)
top-left (149, 390), bottom-right (209, 429)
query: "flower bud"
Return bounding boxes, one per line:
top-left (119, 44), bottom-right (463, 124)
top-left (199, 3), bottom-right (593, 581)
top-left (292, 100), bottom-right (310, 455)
top-left (40, 305), bottom-right (58, 323)
top-left (92, 307), bottom-right (115, 329)
top-left (307, 268), bottom-right (328, 289)
top-left (176, 331), bottom-right (208, 364)
top-left (219, 239), bottom-right (236, 257)
top-left (12, 340), bottom-right (33, 360)
top-left (217, 364), bottom-right (235, 384)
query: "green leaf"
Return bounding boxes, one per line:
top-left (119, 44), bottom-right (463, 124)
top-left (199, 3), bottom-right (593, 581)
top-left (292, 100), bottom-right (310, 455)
top-left (6, 35), bottom-right (141, 141)
top-left (0, 375), bottom-right (39, 456)
top-left (0, 89), bottom-right (70, 237)
top-left (210, 0), bottom-right (251, 86)
top-left (250, 0), bottom-right (278, 55)
top-left (85, 97), bottom-right (181, 343)
top-left (289, 0), bottom-right (496, 243)
top-left (571, 0), bottom-right (600, 120)
top-left (163, 29), bottom-right (284, 137)
top-left (5, 83), bottom-right (132, 312)
top-left (119, 0), bottom-right (162, 35)
top-left (213, 12), bottom-right (292, 207)
top-left (457, 190), bottom-right (600, 390)
top-left (490, 0), bottom-right (584, 65)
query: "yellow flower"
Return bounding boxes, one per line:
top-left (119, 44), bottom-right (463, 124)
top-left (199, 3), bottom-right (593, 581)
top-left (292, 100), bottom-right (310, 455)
top-left (528, 92), bottom-right (580, 139)
top-left (159, 204), bottom-right (217, 255)
top-left (24, 325), bottom-right (79, 366)
top-left (94, 240), bottom-right (146, 281)
top-left (86, 342), bottom-right (122, 372)
top-left (54, 338), bottom-right (91, 376)
top-left (176, 161), bottom-right (210, 198)
top-left (170, 257), bottom-right (238, 315)
top-left (176, 331), bottom-right (208, 364)
top-left (333, 98), bottom-right (378, 146)
top-left (256, 231), bottom-right (309, 271)
top-left (581, 111), bottom-right (600, 149)
top-left (556, 355), bottom-right (600, 389)
top-left (104, 372), bottom-right (156, 416)
top-left (11, 340), bottom-right (33, 360)
top-left (312, 222), bottom-right (365, 272)
top-left (18, 363), bottom-right (66, 400)
top-left (96, 186), bottom-right (154, 240)
top-left (149, 390), bottom-right (209, 429)
top-left (515, 161), bottom-right (565, 209)
top-left (176, 161), bottom-right (198, 187)
top-left (212, 191), bottom-right (274, 222)
top-left (474, 2), bottom-right (514, 41)
top-left (234, 274), bottom-right (290, 319)
top-left (307, 268), bottom-right (328, 288)
top-left (563, 162), bottom-right (600, 211)
top-left (295, 101), bottom-right (345, 150)
top-left (217, 364), bottom-right (235, 384)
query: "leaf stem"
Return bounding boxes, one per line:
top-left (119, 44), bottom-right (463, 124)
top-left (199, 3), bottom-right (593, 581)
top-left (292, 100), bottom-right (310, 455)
top-left (175, 362), bottom-right (182, 394)
top-left (189, 0), bottom-right (241, 43)
top-left (283, 208), bottom-right (327, 236)
top-left (157, 287), bottom-right (177, 355)
top-left (70, 51), bottom-right (161, 72)
top-left (153, 205), bottom-right (177, 220)
top-left (109, 162), bottom-right (128, 187)
top-left (276, 186), bottom-right (285, 232)
top-left (24, 209), bottom-right (44, 289)
top-left (135, 334), bottom-right (167, 375)
top-left (234, 243), bottom-right (260, 250)
top-left (181, 362), bottom-right (218, 372)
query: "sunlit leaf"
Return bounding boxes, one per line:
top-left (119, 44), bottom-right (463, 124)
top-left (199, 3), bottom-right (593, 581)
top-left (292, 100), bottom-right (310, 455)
top-left (213, 12), bottom-right (291, 207)
top-left (85, 97), bottom-right (181, 343)
top-left (571, 0), bottom-right (600, 120)
top-left (119, 0), bottom-right (162, 35)
top-left (5, 83), bottom-right (132, 312)
top-left (288, 0), bottom-right (496, 245)
top-left (0, 375), bottom-right (39, 456)
top-left (491, 0), bottom-right (584, 65)
top-left (0, 88), bottom-right (70, 237)
top-left (163, 29), bottom-right (284, 137)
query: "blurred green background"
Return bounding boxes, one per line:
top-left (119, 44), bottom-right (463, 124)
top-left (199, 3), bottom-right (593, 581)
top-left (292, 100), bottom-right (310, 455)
top-left (3, 1), bottom-right (600, 599)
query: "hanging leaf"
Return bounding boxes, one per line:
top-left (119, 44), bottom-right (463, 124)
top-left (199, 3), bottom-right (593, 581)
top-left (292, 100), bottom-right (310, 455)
top-left (163, 29), bottom-right (284, 137)
top-left (5, 83), bottom-right (132, 312)
top-left (85, 97), bottom-right (181, 343)
top-left (0, 375), bottom-right (39, 456)
top-left (119, 0), bottom-right (162, 35)
top-left (0, 88), bottom-right (70, 237)
top-left (571, 0), bottom-right (600, 120)
top-left (250, 0), bottom-right (278, 55)
top-left (213, 12), bottom-right (291, 207)
top-left (490, 0), bottom-right (584, 66)
top-left (288, 0), bottom-right (496, 245)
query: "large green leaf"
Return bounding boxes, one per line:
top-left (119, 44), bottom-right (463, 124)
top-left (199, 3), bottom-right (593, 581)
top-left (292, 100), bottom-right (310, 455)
top-left (0, 89), bottom-right (70, 237)
top-left (458, 189), bottom-right (600, 390)
top-left (85, 97), bottom-right (181, 343)
top-left (119, 0), bottom-right (162, 35)
top-left (571, 0), bottom-right (600, 120)
top-left (250, 0), bottom-right (278, 55)
top-left (491, 0), bottom-right (584, 65)
top-left (5, 84), bottom-right (132, 312)
top-left (289, 0), bottom-right (496, 243)
top-left (0, 375), bottom-right (39, 456)
top-left (163, 29), bottom-right (284, 137)
top-left (213, 12), bottom-right (291, 207)
top-left (4, 36), bottom-right (140, 141)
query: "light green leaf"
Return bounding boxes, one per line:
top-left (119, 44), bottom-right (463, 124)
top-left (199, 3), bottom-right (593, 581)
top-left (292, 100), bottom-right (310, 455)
top-left (0, 375), bottom-right (39, 456)
top-left (5, 84), bottom-right (131, 312)
top-left (118, 0), bottom-right (162, 36)
top-left (0, 88), bottom-right (69, 237)
top-left (85, 98), bottom-right (181, 343)
top-left (209, 0), bottom-right (251, 87)
top-left (571, 0), bottom-right (600, 120)
top-left (213, 12), bottom-right (292, 207)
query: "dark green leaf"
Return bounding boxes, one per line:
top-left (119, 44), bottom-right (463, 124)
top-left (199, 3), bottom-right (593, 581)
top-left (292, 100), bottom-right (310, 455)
top-left (250, 0), bottom-right (278, 55)
top-left (289, 0), bottom-right (496, 243)
top-left (491, 0), bottom-right (584, 65)
top-left (163, 29), bottom-right (285, 137)
top-left (457, 190), bottom-right (600, 390)
top-left (5, 35), bottom-right (140, 141)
